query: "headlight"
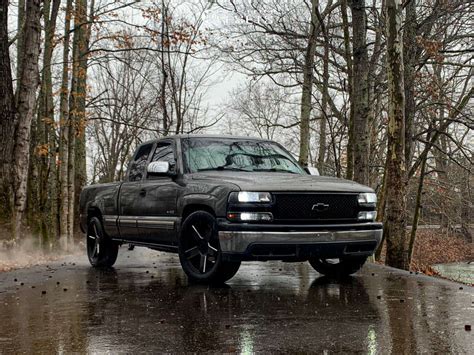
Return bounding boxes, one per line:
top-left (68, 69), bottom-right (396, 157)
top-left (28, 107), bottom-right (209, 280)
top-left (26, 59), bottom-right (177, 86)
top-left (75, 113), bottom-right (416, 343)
top-left (229, 191), bottom-right (272, 203)
top-left (358, 192), bottom-right (377, 207)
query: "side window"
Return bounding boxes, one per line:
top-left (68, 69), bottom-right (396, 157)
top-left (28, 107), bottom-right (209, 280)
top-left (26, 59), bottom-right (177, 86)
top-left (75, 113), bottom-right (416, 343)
top-left (128, 144), bottom-right (153, 182)
top-left (150, 141), bottom-right (176, 175)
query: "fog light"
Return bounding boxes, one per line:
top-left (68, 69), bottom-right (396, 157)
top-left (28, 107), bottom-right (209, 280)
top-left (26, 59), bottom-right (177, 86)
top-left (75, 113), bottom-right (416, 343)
top-left (358, 211), bottom-right (377, 221)
top-left (227, 212), bottom-right (273, 222)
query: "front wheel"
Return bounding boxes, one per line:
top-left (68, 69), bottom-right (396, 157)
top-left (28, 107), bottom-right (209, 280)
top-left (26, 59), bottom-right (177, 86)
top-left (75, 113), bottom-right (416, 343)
top-left (178, 211), bottom-right (240, 284)
top-left (87, 217), bottom-right (119, 267)
top-left (308, 256), bottom-right (367, 277)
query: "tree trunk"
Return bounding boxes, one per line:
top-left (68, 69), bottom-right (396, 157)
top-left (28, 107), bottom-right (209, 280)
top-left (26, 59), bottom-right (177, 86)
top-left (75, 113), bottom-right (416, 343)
top-left (408, 138), bottom-right (429, 266)
top-left (298, 0), bottom-right (319, 166)
top-left (12, 0), bottom-right (42, 241)
top-left (432, 97), bottom-right (449, 228)
top-left (384, 0), bottom-right (408, 270)
top-left (350, 0), bottom-right (370, 185)
top-left (74, 0), bottom-right (95, 235)
top-left (403, 0), bottom-right (416, 170)
top-left (0, 0), bottom-right (16, 224)
top-left (433, 133), bottom-right (449, 228)
top-left (317, 10), bottom-right (329, 175)
top-left (46, 0), bottom-right (61, 243)
top-left (59, 0), bottom-right (73, 248)
top-left (374, 159), bottom-right (388, 261)
top-left (160, 0), bottom-right (170, 135)
top-left (69, 0), bottom-right (91, 243)
top-left (367, 6), bottom-right (383, 187)
top-left (16, 0), bottom-right (25, 84)
top-left (459, 161), bottom-right (472, 243)
top-left (29, 0), bottom-right (61, 246)
top-left (341, 0), bottom-right (354, 180)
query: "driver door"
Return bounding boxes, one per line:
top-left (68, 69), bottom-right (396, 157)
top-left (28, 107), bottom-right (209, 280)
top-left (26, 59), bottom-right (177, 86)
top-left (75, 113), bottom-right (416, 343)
top-left (136, 140), bottom-right (180, 246)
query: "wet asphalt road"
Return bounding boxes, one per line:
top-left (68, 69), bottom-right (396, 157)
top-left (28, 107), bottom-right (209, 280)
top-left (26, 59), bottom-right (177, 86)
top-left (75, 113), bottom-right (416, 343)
top-left (0, 248), bottom-right (472, 354)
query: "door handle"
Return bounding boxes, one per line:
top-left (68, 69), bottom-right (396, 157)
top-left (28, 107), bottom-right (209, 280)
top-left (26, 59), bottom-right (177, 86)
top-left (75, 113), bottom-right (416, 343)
top-left (139, 189), bottom-right (146, 197)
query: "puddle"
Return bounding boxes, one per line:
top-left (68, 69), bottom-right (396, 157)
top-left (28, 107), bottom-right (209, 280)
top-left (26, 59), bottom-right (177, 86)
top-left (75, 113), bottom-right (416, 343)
top-left (433, 262), bottom-right (473, 284)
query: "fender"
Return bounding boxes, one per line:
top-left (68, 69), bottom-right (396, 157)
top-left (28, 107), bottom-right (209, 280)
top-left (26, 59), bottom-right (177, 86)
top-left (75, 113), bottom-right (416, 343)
top-left (179, 193), bottom-right (221, 216)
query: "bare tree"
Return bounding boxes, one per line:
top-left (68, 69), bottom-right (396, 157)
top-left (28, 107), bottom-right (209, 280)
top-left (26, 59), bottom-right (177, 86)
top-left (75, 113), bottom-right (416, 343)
top-left (88, 48), bottom-right (160, 182)
top-left (28, 0), bottom-right (61, 244)
top-left (350, 0), bottom-right (370, 185)
top-left (228, 81), bottom-right (298, 141)
top-left (12, 0), bottom-right (42, 241)
top-left (0, 0), bottom-right (16, 225)
top-left (298, 0), bottom-right (319, 166)
top-left (143, 0), bottom-right (221, 135)
top-left (58, 0), bottom-right (74, 247)
top-left (384, 0), bottom-right (408, 269)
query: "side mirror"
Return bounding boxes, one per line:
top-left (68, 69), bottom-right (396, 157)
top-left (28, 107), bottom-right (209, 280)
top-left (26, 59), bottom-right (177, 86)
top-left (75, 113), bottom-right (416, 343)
top-left (147, 161), bottom-right (172, 176)
top-left (305, 166), bottom-right (320, 176)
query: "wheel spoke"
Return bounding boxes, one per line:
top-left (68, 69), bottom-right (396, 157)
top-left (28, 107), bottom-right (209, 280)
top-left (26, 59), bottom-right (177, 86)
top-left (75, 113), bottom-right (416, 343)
top-left (208, 243), bottom-right (218, 253)
top-left (93, 224), bottom-right (99, 238)
top-left (185, 246), bottom-right (200, 260)
top-left (94, 238), bottom-right (100, 256)
top-left (192, 225), bottom-right (204, 240)
top-left (200, 254), bottom-right (207, 273)
top-left (87, 234), bottom-right (96, 240)
top-left (92, 224), bottom-right (100, 256)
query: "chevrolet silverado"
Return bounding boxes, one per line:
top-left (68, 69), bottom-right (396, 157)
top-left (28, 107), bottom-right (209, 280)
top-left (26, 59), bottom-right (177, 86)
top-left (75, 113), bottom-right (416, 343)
top-left (79, 135), bottom-right (382, 283)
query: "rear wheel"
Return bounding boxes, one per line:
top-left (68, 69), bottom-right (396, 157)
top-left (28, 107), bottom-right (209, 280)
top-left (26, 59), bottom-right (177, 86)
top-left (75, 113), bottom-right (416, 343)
top-left (308, 256), bottom-right (367, 277)
top-left (178, 211), bottom-right (240, 283)
top-left (87, 217), bottom-right (119, 267)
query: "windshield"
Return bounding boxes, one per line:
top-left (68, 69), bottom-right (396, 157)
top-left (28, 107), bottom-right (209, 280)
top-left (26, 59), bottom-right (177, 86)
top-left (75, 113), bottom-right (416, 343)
top-left (182, 138), bottom-right (306, 174)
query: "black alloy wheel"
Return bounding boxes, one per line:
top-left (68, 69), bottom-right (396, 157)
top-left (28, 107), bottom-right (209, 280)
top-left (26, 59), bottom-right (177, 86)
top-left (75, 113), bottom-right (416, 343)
top-left (178, 211), bottom-right (240, 283)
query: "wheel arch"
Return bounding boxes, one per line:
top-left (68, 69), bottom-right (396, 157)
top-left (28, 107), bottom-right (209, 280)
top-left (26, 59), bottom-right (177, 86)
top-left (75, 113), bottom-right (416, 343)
top-left (182, 204), bottom-right (216, 222)
top-left (87, 206), bottom-right (103, 225)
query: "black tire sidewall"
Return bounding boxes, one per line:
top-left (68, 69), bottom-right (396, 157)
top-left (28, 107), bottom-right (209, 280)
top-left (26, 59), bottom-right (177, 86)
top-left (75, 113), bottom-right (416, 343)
top-left (87, 217), bottom-right (118, 267)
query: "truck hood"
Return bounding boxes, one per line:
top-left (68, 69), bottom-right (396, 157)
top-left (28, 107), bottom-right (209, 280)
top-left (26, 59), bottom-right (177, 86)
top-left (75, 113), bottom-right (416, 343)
top-left (190, 171), bottom-right (373, 193)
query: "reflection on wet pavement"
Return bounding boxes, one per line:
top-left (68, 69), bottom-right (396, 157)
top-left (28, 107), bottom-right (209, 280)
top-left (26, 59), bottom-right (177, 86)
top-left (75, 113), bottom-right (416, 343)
top-left (0, 249), bottom-right (472, 353)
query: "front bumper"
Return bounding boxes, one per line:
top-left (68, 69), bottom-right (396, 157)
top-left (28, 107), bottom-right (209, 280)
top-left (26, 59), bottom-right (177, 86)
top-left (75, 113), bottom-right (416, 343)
top-left (218, 224), bottom-right (382, 261)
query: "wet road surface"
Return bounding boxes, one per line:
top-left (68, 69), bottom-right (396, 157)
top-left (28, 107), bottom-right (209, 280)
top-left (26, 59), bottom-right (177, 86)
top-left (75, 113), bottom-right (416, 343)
top-left (0, 248), bottom-right (472, 353)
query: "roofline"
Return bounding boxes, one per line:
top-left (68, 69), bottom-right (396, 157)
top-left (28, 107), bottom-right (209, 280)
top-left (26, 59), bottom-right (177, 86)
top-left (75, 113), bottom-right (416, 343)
top-left (173, 134), bottom-right (267, 140)
top-left (139, 134), bottom-right (271, 146)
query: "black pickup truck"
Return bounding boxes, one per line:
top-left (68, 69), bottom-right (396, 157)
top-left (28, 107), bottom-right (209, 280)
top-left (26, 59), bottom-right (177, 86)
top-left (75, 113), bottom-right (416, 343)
top-left (80, 135), bottom-right (382, 283)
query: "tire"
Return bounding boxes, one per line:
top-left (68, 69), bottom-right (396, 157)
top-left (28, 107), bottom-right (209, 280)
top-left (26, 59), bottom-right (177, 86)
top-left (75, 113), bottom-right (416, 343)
top-left (178, 211), bottom-right (240, 284)
top-left (87, 216), bottom-right (119, 267)
top-left (308, 256), bottom-right (367, 277)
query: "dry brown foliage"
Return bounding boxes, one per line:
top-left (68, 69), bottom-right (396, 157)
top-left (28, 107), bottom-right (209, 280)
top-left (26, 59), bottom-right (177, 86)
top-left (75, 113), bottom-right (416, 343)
top-left (411, 230), bottom-right (472, 272)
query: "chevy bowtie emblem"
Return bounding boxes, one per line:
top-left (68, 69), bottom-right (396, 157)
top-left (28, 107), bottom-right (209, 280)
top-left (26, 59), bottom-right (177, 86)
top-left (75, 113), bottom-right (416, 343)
top-left (312, 203), bottom-right (329, 212)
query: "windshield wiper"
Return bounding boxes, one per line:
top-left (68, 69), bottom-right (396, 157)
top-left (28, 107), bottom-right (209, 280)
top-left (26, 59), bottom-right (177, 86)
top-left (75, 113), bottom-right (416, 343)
top-left (197, 166), bottom-right (253, 172)
top-left (255, 168), bottom-right (299, 174)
